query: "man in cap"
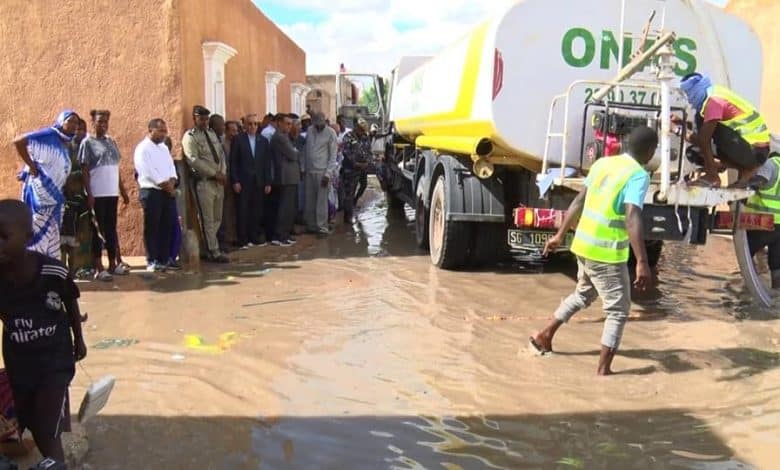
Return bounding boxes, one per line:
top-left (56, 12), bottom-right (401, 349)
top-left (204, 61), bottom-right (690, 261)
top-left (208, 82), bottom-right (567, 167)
top-left (300, 113), bottom-right (312, 137)
top-left (303, 112), bottom-right (338, 236)
top-left (182, 105), bottom-right (229, 263)
top-left (340, 118), bottom-right (373, 225)
top-left (678, 73), bottom-right (771, 187)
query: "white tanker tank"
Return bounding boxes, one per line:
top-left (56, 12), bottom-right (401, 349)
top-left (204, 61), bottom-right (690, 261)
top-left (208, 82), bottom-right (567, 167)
top-left (388, 0), bottom-right (763, 172)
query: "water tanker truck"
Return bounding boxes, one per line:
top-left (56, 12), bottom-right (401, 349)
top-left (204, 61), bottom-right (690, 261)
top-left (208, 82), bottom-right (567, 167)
top-left (334, 0), bottom-right (776, 306)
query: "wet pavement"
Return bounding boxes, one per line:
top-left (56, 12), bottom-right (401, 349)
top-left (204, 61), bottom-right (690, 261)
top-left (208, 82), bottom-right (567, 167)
top-left (72, 180), bottom-right (779, 469)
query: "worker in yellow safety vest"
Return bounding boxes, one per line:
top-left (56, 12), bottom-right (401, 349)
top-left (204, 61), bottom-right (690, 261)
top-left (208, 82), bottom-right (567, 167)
top-left (743, 136), bottom-right (780, 288)
top-left (528, 126), bottom-right (657, 376)
top-left (679, 73), bottom-right (771, 188)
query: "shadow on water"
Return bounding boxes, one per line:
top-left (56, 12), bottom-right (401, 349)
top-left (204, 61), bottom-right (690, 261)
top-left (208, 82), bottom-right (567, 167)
top-left (85, 410), bottom-right (754, 469)
top-left (75, 261), bottom-right (301, 294)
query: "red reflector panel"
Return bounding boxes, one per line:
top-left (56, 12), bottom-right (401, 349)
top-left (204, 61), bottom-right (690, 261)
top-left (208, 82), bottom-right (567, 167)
top-left (714, 211), bottom-right (775, 231)
top-left (513, 207), bottom-right (565, 229)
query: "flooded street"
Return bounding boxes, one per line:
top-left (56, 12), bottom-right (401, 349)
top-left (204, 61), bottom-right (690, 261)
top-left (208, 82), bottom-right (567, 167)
top-left (75, 181), bottom-right (780, 469)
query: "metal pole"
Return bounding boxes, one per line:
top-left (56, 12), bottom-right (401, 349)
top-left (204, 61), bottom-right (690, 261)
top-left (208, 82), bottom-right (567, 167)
top-left (592, 31), bottom-right (675, 102)
top-left (657, 42), bottom-right (675, 201)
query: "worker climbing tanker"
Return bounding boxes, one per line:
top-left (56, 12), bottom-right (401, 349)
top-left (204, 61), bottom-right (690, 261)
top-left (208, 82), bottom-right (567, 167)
top-left (333, 0), bottom-right (776, 306)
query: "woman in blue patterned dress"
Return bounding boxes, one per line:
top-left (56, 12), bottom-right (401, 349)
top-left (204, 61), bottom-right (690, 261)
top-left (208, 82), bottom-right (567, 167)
top-left (13, 110), bottom-right (80, 260)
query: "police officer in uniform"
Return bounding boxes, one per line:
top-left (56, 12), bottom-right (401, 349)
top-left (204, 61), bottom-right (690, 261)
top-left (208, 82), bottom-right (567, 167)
top-left (340, 118), bottom-right (373, 224)
top-left (182, 105), bottom-right (229, 263)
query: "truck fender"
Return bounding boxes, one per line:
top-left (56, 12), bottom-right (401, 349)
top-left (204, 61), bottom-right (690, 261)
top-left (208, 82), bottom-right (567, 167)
top-left (414, 150), bottom-right (436, 206)
top-left (430, 155), bottom-right (505, 224)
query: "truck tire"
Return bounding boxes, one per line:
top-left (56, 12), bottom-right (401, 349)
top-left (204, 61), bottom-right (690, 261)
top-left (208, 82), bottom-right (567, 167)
top-left (734, 226), bottom-right (774, 308)
top-left (429, 177), bottom-right (471, 269)
top-left (414, 194), bottom-right (429, 249)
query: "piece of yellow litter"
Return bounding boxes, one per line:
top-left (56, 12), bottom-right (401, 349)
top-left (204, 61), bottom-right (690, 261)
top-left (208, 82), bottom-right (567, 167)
top-left (183, 332), bottom-right (238, 353)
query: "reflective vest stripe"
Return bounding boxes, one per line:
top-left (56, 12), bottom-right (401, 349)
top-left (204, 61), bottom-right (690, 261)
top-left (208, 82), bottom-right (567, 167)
top-left (581, 207), bottom-right (626, 229)
top-left (744, 157), bottom-right (780, 223)
top-left (744, 202), bottom-right (780, 214)
top-left (701, 86), bottom-right (770, 145)
top-left (572, 231), bottom-right (630, 250)
top-left (570, 154), bottom-right (645, 264)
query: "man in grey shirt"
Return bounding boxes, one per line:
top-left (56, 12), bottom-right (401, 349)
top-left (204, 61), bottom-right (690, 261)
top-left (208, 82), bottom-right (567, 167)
top-left (303, 112), bottom-right (337, 236)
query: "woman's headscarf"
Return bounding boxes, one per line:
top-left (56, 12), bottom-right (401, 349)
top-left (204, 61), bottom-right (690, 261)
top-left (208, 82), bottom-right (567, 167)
top-left (679, 73), bottom-right (713, 112)
top-left (51, 109), bottom-right (78, 141)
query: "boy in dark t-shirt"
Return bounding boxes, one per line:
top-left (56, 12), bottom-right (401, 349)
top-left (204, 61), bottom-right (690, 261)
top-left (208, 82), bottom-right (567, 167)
top-left (0, 200), bottom-right (87, 461)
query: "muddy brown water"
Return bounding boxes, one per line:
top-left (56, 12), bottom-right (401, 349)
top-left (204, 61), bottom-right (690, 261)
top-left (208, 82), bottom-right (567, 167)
top-left (69, 180), bottom-right (778, 469)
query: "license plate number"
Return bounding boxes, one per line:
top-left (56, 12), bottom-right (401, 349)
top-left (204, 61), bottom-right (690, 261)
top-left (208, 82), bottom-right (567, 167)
top-left (508, 230), bottom-right (572, 250)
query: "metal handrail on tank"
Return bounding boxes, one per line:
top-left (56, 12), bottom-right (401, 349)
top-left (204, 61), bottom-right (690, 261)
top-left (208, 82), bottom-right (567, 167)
top-left (542, 31), bottom-right (681, 191)
top-left (541, 79), bottom-right (667, 187)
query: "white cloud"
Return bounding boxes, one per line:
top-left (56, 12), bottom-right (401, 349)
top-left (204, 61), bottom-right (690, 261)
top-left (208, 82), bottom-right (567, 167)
top-left (266, 0), bottom-right (514, 75)
top-left (265, 0), bottom-right (727, 75)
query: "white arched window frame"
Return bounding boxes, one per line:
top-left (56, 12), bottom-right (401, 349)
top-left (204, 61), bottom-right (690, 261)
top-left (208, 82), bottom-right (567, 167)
top-left (202, 41), bottom-right (237, 116)
top-left (265, 71), bottom-right (286, 115)
top-left (290, 83), bottom-right (312, 115)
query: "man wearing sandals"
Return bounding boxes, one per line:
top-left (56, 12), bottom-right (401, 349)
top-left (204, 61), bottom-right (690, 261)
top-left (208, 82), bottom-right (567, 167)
top-left (529, 127), bottom-right (656, 376)
top-left (78, 110), bottom-right (131, 278)
top-left (679, 73), bottom-right (770, 188)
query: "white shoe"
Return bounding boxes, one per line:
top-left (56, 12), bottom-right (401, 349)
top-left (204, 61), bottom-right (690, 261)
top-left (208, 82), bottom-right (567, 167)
top-left (239, 245), bottom-right (249, 251)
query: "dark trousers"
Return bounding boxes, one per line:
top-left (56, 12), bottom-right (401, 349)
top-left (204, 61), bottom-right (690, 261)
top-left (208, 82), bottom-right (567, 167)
top-left (275, 184), bottom-right (298, 241)
top-left (236, 179), bottom-right (264, 246)
top-left (93, 196), bottom-right (119, 264)
top-left (355, 172), bottom-right (368, 204)
top-left (748, 225), bottom-right (780, 271)
top-left (140, 188), bottom-right (174, 265)
top-left (265, 187), bottom-right (280, 242)
top-left (341, 173), bottom-right (360, 223)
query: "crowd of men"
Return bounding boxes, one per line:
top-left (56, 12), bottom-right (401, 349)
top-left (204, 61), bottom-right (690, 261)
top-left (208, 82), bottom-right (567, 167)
top-left (9, 104), bottom-right (378, 277)
top-left (136, 106), bottom-right (378, 271)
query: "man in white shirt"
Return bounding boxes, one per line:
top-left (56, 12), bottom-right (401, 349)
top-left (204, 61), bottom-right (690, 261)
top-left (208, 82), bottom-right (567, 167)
top-left (261, 115), bottom-right (277, 142)
top-left (134, 118), bottom-right (178, 272)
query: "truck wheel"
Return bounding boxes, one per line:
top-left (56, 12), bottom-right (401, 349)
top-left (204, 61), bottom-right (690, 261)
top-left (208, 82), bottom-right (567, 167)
top-left (429, 177), bottom-right (470, 269)
top-left (734, 226), bottom-right (774, 308)
top-left (415, 194), bottom-right (429, 249)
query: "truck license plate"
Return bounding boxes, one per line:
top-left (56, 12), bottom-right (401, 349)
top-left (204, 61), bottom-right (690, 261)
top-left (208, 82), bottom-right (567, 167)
top-left (507, 230), bottom-right (572, 250)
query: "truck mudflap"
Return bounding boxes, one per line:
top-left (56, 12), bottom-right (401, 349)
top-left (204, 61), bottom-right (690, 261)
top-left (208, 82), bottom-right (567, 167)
top-left (432, 155), bottom-right (505, 224)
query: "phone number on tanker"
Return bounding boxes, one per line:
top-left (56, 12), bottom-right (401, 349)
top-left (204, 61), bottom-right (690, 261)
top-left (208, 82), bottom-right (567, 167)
top-left (583, 87), bottom-right (659, 106)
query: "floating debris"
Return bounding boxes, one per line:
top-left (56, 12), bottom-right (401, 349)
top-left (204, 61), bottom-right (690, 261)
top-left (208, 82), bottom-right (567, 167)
top-left (183, 332), bottom-right (238, 353)
top-left (92, 338), bottom-right (139, 349)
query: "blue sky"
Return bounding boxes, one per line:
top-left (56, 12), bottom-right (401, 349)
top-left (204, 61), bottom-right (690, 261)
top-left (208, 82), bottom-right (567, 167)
top-left (253, 0), bottom-right (731, 74)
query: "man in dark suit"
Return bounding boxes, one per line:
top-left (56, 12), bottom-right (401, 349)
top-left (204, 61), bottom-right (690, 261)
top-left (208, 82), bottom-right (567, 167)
top-left (271, 114), bottom-right (300, 247)
top-left (229, 114), bottom-right (272, 249)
